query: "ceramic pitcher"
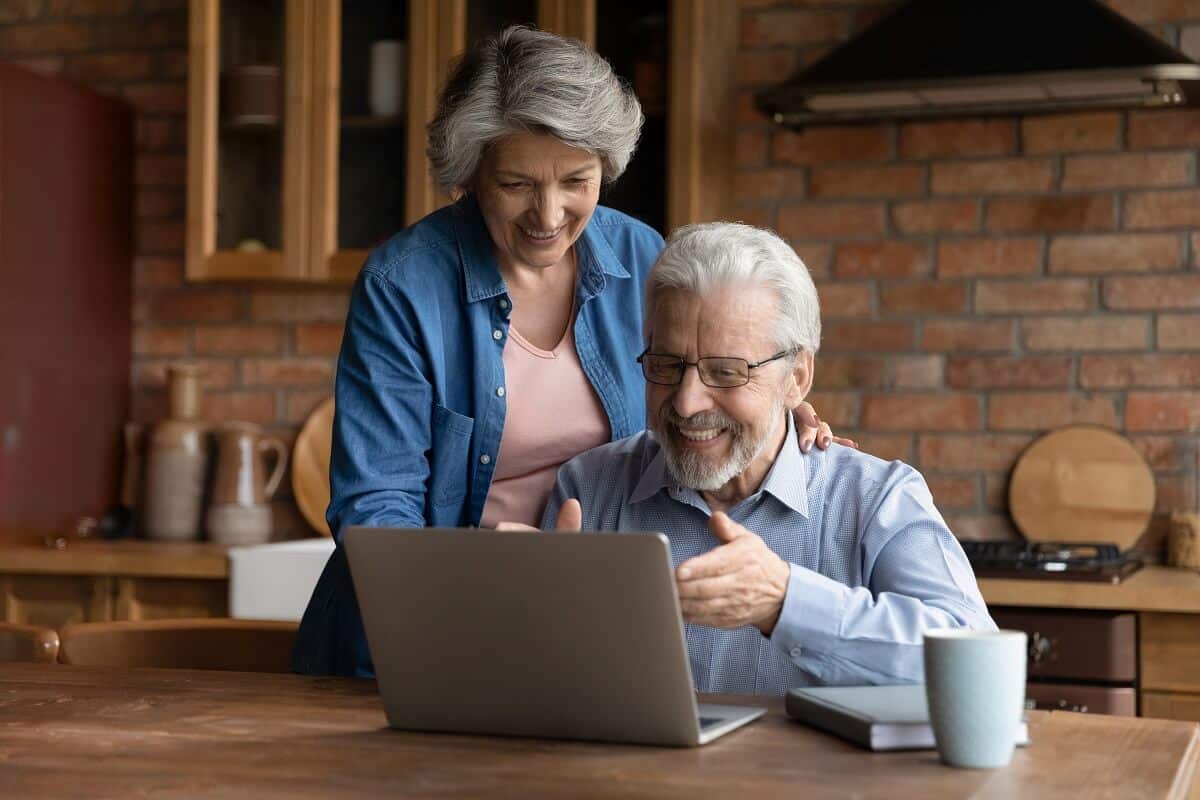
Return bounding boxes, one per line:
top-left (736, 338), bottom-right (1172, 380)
top-left (205, 422), bottom-right (288, 546)
top-left (143, 365), bottom-right (207, 541)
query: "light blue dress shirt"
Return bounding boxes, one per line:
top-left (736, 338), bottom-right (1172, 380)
top-left (542, 414), bottom-right (996, 695)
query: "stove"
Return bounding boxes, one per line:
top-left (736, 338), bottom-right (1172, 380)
top-left (961, 540), bottom-right (1142, 584)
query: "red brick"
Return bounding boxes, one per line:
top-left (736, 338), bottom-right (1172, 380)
top-left (193, 325), bottom-right (285, 356)
top-left (0, 21), bottom-right (90, 52)
top-left (892, 199), bottom-right (979, 234)
top-left (123, 82), bottom-right (187, 113)
top-left (862, 394), bottom-right (980, 431)
top-left (926, 475), bottom-right (979, 510)
top-left (1022, 317), bottom-right (1148, 351)
top-left (295, 323), bottom-right (345, 355)
top-left (64, 50), bottom-right (151, 81)
top-left (732, 205), bottom-right (771, 230)
top-left (1132, 436), bottom-right (1186, 471)
top-left (1158, 315), bottom-right (1200, 349)
top-left (1048, 233), bottom-right (1182, 274)
top-left (808, 164), bottom-right (923, 198)
top-left (984, 474), bottom-right (1009, 511)
top-left (823, 321), bottom-right (915, 351)
top-left (1195, 233), bottom-right (1200, 267)
top-left (931, 159), bottom-right (1054, 195)
top-left (202, 391), bottom-right (278, 425)
top-left (90, 15), bottom-right (185, 48)
top-left (740, 9), bottom-right (844, 47)
top-left (734, 169), bottom-right (804, 202)
top-left (1062, 152), bottom-right (1193, 190)
top-left (135, 220), bottom-right (184, 254)
top-left (853, 433), bottom-right (915, 463)
top-left (884, 355), bottom-right (944, 389)
top-left (1080, 355), bottom-right (1200, 388)
top-left (921, 320), bottom-right (1015, 352)
top-left (879, 281), bottom-right (968, 314)
top-left (804, 391), bottom-right (859, 428)
top-left (1103, 275), bottom-right (1200, 310)
top-left (1155, 473), bottom-right (1198, 514)
top-left (776, 203), bottom-right (885, 239)
top-left (147, 289), bottom-right (240, 323)
top-left (975, 279), bottom-right (1092, 313)
top-left (250, 291), bottom-right (350, 323)
top-left (946, 514), bottom-right (1021, 541)
top-left (135, 155), bottom-right (185, 187)
top-left (136, 118), bottom-right (176, 152)
top-left (10, 56), bottom-right (63, 75)
top-left (736, 91), bottom-right (762, 127)
top-left (132, 326), bottom-right (187, 357)
top-left (736, 130), bottom-right (767, 167)
top-left (133, 257), bottom-right (183, 288)
top-left (241, 358), bottom-right (335, 388)
top-left (1021, 112), bottom-right (1121, 153)
top-left (986, 195), bottom-right (1115, 233)
top-left (47, 0), bottom-right (133, 13)
top-left (1126, 392), bottom-right (1200, 431)
top-left (814, 282), bottom-right (873, 318)
top-left (138, 0), bottom-right (186, 11)
top-left (937, 238), bottom-right (1042, 278)
top-left (157, 48), bottom-right (187, 79)
top-left (132, 360), bottom-right (235, 391)
top-left (1109, 0), bottom-right (1200, 22)
top-left (737, 49), bottom-right (799, 86)
top-left (1128, 109), bottom-right (1200, 148)
top-left (285, 390), bottom-right (333, 425)
top-left (987, 393), bottom-right (1118, 431)
top-left (791, 243), bottom-right (832, 277)
top-left (814, 356), bottom-right (884, 390)
top-left (946, 357), bottom-right (1072, 389)
top-left (898, 119), bottom-right (1017, 159)
top-left (919, 434), bottom-right (1035, 471)
top-left (0, 1), bottom-right (41, 22)
top-left (771, 125), bottom-right (890, 166)
top-left (1124, 189), bottom-right (1200, 230)
top-left (135, 188), bottom-right (184, 219)
top-left (834, 241), bottom-right (929, 278)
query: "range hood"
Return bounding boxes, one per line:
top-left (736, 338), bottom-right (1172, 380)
top-left (757, 0), bottom-right (1200, 128)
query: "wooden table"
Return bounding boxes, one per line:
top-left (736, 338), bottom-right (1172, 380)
top-left (1, 665), bottom-right (1197, 799)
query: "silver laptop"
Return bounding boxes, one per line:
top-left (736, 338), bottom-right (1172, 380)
top-left (344, 527), bottom-right (766, 747)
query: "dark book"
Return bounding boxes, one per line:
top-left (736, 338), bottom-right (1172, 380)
top-left (786, 684), bottom-right (1030, 752)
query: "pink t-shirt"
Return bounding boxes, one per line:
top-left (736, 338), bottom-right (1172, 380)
top-left (479, 319), bottom-right (611, 529)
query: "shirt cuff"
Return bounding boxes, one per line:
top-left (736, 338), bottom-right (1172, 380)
top-left (770, 564), bottom-right (853, 659)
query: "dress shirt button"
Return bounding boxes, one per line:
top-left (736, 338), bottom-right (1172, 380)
top-left (496, 387), bottom-right (505, 398)
top-left (492, 329), bottom-right (503, 341)
top-left (480, 454), bottom-right (491, 465)
top-left (498, 298), bottom-right (509, 310)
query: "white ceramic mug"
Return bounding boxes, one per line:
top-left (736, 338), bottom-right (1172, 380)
top-left (369, 39), bottom-right (405, 116)
top-left (923, 628), bottom-right (1027, 768)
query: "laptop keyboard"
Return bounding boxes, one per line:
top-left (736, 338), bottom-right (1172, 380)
top-left (698, 716), bottom-right (723, 728)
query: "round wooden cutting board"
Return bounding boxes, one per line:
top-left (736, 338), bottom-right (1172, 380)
top-left (291, 396), bottom-right (334, 537)
top-left (1008, 425), bottom-right (1155, 551)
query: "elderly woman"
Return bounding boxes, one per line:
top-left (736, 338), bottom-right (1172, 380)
top-left (293, 26), bottom-right (847, 676)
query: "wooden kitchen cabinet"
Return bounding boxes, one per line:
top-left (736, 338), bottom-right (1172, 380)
top-left (188, 0), bottom-right (736, 282)
top-left (0, 538), bottom-right (228, 630)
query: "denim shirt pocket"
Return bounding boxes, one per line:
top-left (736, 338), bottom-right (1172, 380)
top-left (429, 403), bottom-right (475, 510)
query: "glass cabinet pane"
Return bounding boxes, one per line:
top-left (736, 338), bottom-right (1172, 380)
top-left (596, 0), bottom-right (668, 234)
top-left (216, 0), bottom-right (285, 252)
top-left (467, 0), bottom-right (536, 48)
top-left (338, 0), bottom-right (408, 251)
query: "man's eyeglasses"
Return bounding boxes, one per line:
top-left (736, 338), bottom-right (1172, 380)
top-left (636, 349), bottom-right (794, 389)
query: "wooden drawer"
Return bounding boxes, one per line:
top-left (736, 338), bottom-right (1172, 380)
top-left (1141, 691), bottom-right (1200, 722)
top-left (992, 607), bottom-right (1136, 682)
top-left (1140, 612), bottom-right (1200, 693)
top-left (1025, 682), bottom-right (1137, 716)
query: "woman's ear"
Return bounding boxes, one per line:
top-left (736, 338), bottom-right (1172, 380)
top-left (784, 350), bottom-right (815, 406)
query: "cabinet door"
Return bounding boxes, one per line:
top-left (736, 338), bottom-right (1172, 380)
top-left (0, 575), bottom-right (113, 628)
top-left (187, 0), bottom-right (312, 281)
top-left (114, 578), bottom-right (228, 621)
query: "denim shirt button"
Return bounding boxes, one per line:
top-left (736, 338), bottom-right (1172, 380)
top-left (492, 329), bottom-right (503, 341)
top-left (480, 453), bottom-right (491, 465)
top-left (498, 298), bottom-right (509, 310)
top-left (495, 387), bottom-right (505, 398)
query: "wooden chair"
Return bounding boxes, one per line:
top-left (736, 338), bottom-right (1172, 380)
top-left (0, 622), bottom-right (60, 663)
top-left (58, 619), bottom-right (298, 672)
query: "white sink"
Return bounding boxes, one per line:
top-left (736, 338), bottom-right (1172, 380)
top-left (228, 538), bottom-right (335, 621)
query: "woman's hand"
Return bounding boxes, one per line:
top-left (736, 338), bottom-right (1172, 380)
top-left (794, 401), bottom-right (857, 453)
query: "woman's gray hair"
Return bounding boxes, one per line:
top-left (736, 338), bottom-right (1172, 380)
top-left (427, 26), bottom-right (643, 192)
top-left (646, 223), bottom-right (822, 354)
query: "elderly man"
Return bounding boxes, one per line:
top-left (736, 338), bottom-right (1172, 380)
top-left (540, 222), bottom-right (995, 694)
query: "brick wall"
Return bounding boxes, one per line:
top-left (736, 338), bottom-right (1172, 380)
top-left (0, 0), bottom-right (343, 538)
top-left (738, 0), bottom-right (1200, 546)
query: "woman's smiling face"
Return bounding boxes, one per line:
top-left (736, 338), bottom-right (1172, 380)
top-left (473, 131), bottom-right (603, 273)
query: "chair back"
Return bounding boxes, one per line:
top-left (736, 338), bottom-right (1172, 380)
top-left (58, 619), bottom-right (297, 672)
top-left (0, 622), bottom-right (60, 663)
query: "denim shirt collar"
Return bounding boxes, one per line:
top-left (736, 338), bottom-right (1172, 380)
top-left (629, 413), bottom-right (811, 518)
top-left (450, 194), bottom-right (632, 305)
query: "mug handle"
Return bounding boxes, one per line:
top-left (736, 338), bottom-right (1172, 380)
top-left (259, 437), bottom-right (289, 501)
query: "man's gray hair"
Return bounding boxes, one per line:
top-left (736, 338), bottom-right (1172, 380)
top-left (646, 223), bottom-right (822, 353)
top-left (427, 26), bottom-right (643, 192)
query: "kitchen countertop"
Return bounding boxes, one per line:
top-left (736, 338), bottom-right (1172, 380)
top-left (980, 566), bottom-right (1200, 614)
top-left (0, 533), bottom-right (229, 579)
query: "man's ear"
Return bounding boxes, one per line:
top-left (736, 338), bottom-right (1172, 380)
top-left (784, 350), bottom-right (815, 406)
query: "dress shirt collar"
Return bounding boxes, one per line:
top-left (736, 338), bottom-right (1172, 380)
top-left (451, 195), bottom-right (630, 305)
top-left (628, 412), bottom-right (810, 518)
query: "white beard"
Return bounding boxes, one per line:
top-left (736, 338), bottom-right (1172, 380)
top-left (657, 395), bottom-right (785, 492)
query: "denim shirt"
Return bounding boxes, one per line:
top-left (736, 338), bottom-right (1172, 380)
top-left (292, 196), bottom-right (664, 676)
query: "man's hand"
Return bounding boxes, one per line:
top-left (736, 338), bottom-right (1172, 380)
top-left (676, 512), bottom-right (791, 635)
top-left (495, 498), bottom-right (583, 532)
